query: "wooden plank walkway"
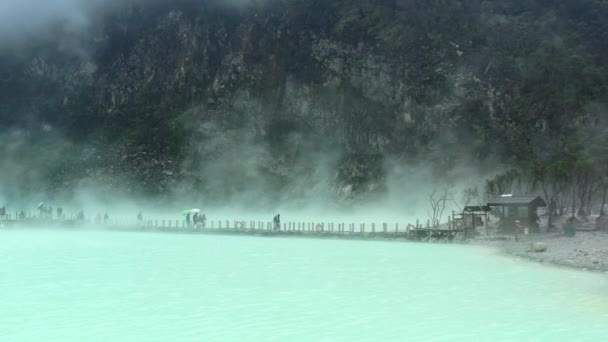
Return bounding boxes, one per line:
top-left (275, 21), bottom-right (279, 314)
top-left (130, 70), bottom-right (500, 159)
top-left (102, 218), bottom-right (474, 241)
top-left (1, 217), bottom-right (475, 241)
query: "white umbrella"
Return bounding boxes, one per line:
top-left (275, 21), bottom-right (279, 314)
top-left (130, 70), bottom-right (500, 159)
top-left (181, 208), bottom-right (201, 216)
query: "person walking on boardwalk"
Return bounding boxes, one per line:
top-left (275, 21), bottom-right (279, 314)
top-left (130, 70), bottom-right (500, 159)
top-left (137, 211), bottom-right (143, 224)
top-left (193, 213), bottom-right (199, 229)
top-left (103, 212), bottom-right (109, 224)
top-left (201, 214), bottom-right (207, 229)
top-left (273, 214), bottom-right (281, 231)
top-left (186, 213), bottom-right (191, 228)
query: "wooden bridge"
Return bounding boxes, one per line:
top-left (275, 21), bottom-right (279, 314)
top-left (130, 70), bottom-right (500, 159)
top-left (1, 215), bottom-right (476, 242)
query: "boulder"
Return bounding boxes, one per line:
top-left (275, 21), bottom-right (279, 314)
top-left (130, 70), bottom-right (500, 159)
top-left (530, 242), bottom-right (548, 253)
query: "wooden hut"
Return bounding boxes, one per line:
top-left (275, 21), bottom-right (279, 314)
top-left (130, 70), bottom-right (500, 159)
top-left (487, 195), bottom-right (547, 233)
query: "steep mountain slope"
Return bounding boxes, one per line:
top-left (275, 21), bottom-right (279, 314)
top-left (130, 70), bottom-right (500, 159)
top-left (0, 0), bottom-right (606, 206)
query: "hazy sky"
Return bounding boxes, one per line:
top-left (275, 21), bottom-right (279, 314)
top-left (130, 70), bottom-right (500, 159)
top-left (0, 0), bottom-right (261, 42)
top-left (0, 0), bottom-right (103, 38)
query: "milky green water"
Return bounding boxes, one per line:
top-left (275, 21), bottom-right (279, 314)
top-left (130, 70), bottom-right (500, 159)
top-left (1, 230), bottom-right (607, 341)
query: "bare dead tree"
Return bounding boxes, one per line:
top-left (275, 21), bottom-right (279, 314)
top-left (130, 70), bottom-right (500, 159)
top-left (600, 176), bottom-right (608, 217)
top-left (586, 179), bottom-right (603, 216)
top-left (452, 187), bottom-right (480, 213)
top-left (576, 170), bottom-right (591, 217)
top-left (428, 186), bottom-right (450, 227)
top-left (600, 186), bottom-right (608, 217)
top-left (540, 176), bottom-right (568, 228)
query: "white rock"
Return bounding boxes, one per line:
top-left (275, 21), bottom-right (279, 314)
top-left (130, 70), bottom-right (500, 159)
top-left (531, 242), bottom-right (548, 253)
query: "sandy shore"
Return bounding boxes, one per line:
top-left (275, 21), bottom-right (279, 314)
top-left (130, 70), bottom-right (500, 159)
top-left (474, 231), bottom-right (608, 272)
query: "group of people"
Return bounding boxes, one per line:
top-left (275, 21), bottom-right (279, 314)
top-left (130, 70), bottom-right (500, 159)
top-left (38, 205), bottom-right (64, 220)
top-left (94, 212), bottom-right (110, 225)
top-left (185, 212), bottom-right (207, 229)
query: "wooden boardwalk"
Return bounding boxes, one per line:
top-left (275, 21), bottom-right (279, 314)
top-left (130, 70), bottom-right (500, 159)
top-left (1, 216), bottom-right (475, 241)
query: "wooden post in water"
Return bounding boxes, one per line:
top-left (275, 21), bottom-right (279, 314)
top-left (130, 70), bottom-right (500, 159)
top-left (371, 223), bottom-right (375, 233)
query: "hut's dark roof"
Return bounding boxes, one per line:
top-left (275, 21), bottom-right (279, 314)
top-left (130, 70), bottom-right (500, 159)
top-left (464, 205), bottom-right (491, 212)
top-left (487, 195), bottom-right (547, 207)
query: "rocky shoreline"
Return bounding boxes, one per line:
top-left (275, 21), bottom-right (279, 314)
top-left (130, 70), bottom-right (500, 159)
top-left (474, 231), bottom-right (608, 273)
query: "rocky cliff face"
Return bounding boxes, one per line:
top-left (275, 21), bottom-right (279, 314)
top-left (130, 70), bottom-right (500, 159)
top-left (1, 0), bottom-right (606, 205)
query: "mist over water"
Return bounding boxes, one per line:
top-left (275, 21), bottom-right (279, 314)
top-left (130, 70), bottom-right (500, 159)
top-left (1, 230), bottom-right (607, 341)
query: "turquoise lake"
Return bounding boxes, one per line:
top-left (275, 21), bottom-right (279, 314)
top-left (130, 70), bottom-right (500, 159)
top-left (1, 229), bottom-right (607, 341)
